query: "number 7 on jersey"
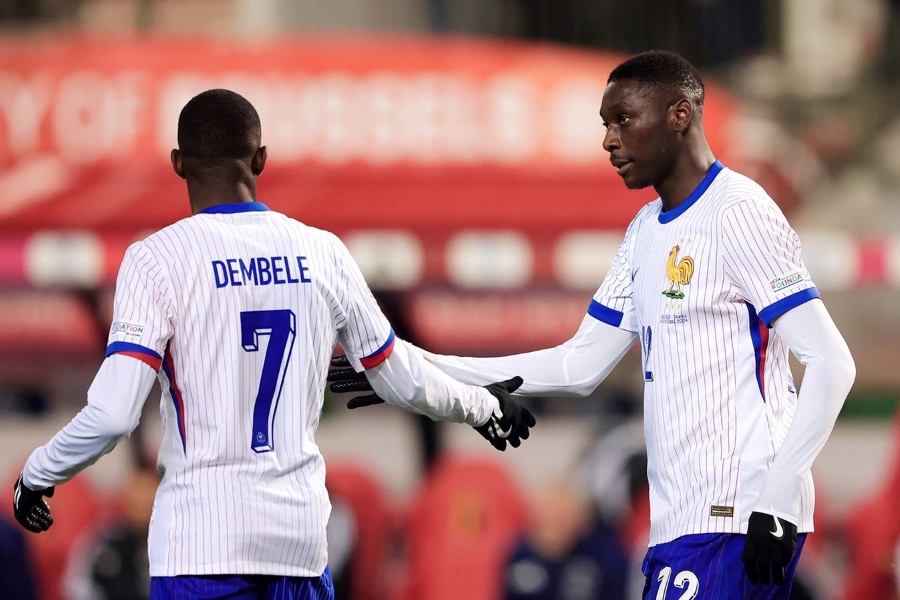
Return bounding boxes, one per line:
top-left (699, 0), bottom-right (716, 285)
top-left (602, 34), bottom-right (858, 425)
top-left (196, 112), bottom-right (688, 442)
top-left (240, 309), bottom-right (297, 453)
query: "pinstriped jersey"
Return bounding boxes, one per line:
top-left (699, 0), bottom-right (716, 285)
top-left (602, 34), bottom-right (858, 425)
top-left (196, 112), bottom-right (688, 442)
top-left (105, 202), bottom-right (395, 577)
top-left (589, 163), bottom-right (820, 546)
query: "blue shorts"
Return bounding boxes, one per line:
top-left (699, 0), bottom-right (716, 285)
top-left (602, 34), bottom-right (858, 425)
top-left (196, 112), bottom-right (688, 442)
top-left (641, 533), bottom-right (807, 600)
top-left (150, 567), bottom-right (334, 600)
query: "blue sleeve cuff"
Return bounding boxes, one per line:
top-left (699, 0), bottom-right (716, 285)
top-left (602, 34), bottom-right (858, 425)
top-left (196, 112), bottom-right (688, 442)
top-left (360, 330), bottom-right (396, 370)
top-left (106, 341), bottom-right (163, 371)
top-left (587, 300), bottom-right (624, 328)
top-left (758, 287), bottom-right (821, 327)
top-left (106, 341), bottom-right (162, 359)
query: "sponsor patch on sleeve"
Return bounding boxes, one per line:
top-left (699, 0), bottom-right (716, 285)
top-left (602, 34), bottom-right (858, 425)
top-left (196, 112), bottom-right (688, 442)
top-left (769, 269), bottom-right (811, 293)
top-left (110, 321), bottom-right (145, 337)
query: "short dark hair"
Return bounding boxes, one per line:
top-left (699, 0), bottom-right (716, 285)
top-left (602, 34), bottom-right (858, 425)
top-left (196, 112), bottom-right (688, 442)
top-left (608, 51), bottom-right (705, 108)
top-left (177, 89), bottom-right (261, 159)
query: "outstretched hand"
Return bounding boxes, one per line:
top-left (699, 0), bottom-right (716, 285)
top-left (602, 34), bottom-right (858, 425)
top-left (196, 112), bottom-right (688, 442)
top-left (12, 474), bottom-right (54, 533)
top-left (475, 376), bottom-right (536, 451)
top-left (327, 355), bottom-right (536, 451)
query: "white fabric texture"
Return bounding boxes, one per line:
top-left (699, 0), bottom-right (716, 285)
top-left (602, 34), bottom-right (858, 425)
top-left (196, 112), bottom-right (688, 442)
top-left (753, 299), bottom-right (856, 524)
top-left (415, 315), bottom-right (638, 398)
top-left (367, 339), bottom-right (499, 427)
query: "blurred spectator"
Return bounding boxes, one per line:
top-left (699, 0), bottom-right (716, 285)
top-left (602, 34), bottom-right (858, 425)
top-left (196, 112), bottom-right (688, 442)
top-left (63, 465), bottom-right (159, 600)
top-left (327, 497), bottom-right (358, 600)
top-left (0, 513), bottom-right (39, 600)
top-left (578, 417), bottom-right (646, 531)
top-left (576, 417), bottom-right (648, 599)
top-left (502, 483), bottom-right (629, 600)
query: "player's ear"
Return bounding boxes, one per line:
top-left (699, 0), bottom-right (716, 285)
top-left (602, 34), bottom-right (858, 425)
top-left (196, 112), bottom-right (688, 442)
top-left (171, 149), bottom-right (185, 179)
top-left (672, 99), bottom-right (692, 133)
top-left (251, 146), bottom-right (267, 176)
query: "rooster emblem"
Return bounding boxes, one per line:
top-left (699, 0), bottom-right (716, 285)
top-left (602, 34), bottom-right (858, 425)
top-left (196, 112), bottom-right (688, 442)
top-left (663, 244), bottom-right (694, 299)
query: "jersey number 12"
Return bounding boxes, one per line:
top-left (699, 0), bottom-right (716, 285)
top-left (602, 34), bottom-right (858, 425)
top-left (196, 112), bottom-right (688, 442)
top-left (240, 309), bottom-right (297, 453)
top-left (656, 567), bottom-right (699, 600)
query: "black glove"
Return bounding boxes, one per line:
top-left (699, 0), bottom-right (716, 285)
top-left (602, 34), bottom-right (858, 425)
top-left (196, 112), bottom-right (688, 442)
top-left (473, 376), bottom-right (536, 451)
top-left (740, 511), bottom-right (797, 585)
top-left (12, 473), bottom-right (54, 533)
top-left (328, 356), bottom-right (536, 451)
top-left (328, 355), bottom-right (383, 409)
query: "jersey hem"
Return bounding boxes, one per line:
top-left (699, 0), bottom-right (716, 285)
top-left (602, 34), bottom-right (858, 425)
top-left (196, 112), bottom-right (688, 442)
top-left (149, 562), bottom-right (327, 578)
top-left (646, 530), bottom-right (812, 549)
top-left (647, 524), bottom-right (815, 547)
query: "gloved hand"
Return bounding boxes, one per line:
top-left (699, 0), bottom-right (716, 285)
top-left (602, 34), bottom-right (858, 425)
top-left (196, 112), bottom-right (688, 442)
top-left (472, 375), bottom-right (535, 451)
top-left (327, 356), bottom-right (536, 451)
top-left (12, 473), bottom-right (54, 533)
top-left (327, 355), bottom-right (382, 409)
top-left (740, 511), bottom-right (798, 585)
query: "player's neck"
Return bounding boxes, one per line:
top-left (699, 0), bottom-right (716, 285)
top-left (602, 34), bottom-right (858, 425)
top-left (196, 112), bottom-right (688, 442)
top-left (655, 145), bottom-right (716, 212)
top-left (187, 179), bottom-right (258, 215)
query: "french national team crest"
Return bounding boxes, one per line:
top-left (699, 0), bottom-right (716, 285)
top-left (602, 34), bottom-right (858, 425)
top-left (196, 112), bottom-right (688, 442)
top-left (662, 244), bottom-right (694, 299)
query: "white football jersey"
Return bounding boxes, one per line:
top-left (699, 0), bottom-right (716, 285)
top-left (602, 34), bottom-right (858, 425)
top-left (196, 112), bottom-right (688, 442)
top-left (106, 202), bottom-right (395, 576)
top-left (590, 163), bottom-right (820, 546)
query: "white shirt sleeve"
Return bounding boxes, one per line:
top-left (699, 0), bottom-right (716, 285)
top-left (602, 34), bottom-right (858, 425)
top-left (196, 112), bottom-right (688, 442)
top-left (366, 339), bottom-right (500, 427)
top-left (722, 198), bottom-right (820, 326)
top-left (329, 235), bottom-right (396, 371)
top-left (752, 299), bottom-right (856, 523)
top-left (105, 241), bottom-right (175, 370)
top-left (22, 354), bottom-right (157, 490)
top-left (410, 221), bottom-right (640, 396)
top-left (588, 219), bottom-right (640, 333)
top-left (414, 315), bottom-right (638, 397)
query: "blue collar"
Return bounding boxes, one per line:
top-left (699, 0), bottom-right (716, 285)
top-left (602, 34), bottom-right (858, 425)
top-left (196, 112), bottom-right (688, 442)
top-left (199, 202), bottom-right (270, 215)
top-left (658, 161), bottom-right (724, 224)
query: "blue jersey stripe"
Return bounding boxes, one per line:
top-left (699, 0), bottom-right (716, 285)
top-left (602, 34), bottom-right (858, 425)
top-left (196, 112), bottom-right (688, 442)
top-left (161, 357), bottom-right (187, 453)
top-left (106, 341), bottom-right (162, 360)
top-left (587, 300), bottom-right (624, 327)
top-left (758, 287), bottom-right (820, 327)
top-left (360, 330), bottom-right (395, 369)
top-left (658, 161), bottom-right (724, 223)
top-left (746, 303), bottom-right (768, 402)
top-left (199, 202), bottom-right (270, 215)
